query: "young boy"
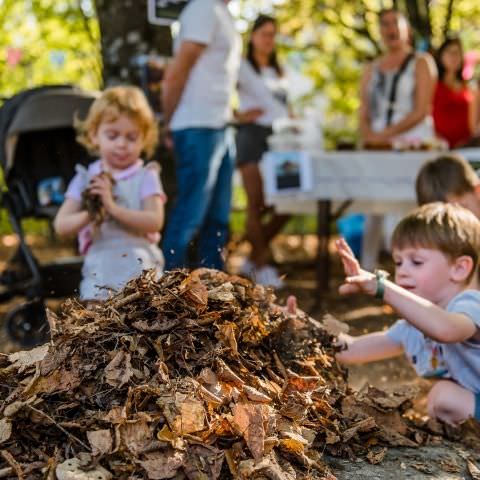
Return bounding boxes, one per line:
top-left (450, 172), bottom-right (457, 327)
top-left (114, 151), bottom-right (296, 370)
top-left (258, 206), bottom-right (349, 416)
top-left (336, 202), bottom-right (480, 425)
top-left (416, 153), bottom-right (480, 218)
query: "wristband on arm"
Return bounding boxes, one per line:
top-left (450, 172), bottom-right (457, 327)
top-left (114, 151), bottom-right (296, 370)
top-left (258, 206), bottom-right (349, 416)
top-left (374, 269), bottom-right (389, 300)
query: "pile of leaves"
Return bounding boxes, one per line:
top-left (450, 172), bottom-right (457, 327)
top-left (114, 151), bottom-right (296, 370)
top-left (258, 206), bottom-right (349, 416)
top-left (0, 269), bottom-right (431, 479)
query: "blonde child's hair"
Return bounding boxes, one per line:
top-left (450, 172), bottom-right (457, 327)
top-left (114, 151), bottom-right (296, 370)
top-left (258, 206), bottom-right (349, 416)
top-left (76, 86), bottom-right (158, 158)
top-left (392, 202), bottom-right (480, 282)
top-left (416, 154), bottom-right (478, 205)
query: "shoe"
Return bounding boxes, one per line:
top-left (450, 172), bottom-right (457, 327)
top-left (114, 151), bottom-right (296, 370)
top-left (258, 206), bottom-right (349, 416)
top-left (253, 265), bottom-right (285, 289)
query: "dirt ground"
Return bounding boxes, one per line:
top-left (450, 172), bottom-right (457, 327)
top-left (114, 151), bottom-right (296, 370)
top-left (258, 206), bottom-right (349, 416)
top-left (0, 232), bottom-right (479, 478)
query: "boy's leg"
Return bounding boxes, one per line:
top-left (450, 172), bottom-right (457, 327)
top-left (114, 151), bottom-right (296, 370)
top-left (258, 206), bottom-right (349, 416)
top-left (427, 379), bottom-right (476, 424)
top-left (162, 128), bottom-right (226, 270)
top-left (197, 128), bottom-right (235, 269)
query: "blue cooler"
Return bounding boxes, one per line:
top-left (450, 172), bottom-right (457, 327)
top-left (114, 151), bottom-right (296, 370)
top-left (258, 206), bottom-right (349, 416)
top-left (336, 214), bottom-right (365, 259)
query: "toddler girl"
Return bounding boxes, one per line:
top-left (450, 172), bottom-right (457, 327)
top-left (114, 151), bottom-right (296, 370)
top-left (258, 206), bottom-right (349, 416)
top-left (54, 86), bottom-right (165, 300)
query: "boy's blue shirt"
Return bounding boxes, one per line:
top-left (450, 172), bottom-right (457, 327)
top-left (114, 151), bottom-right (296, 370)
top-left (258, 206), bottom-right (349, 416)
top-left (387, 289), bottom-right (480, 393)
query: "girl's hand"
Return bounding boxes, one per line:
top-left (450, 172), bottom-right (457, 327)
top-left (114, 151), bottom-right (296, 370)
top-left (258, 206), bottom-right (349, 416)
top-left (336, 238), bottom-right (377, 296)
top-left (88, 174), bottom-right (115, 212)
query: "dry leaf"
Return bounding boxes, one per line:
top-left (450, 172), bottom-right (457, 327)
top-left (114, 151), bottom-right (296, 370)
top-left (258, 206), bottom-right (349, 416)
top-left (8, 345), bottom-right (49, 371)
top-left (366, 447), bottom-right (387, 465)
top-left (87, 430), bottom-right (112, 456)
top-left (104, 351), bottom-right (133, 388)
top-left (232, 402), bottom-right (268, 461)
top-left (216, 322), bottom-right (238, 355)
top-left (139, 450), bottom-right (185, 480)
top-left (119, 419), bottom-right (152, 455)
top-left (0, 419), bottom-right (12, 444)
top-left (172, 397), bottom-right (205, 434)
top-left (56, 457), bottom-right (112, 480)
top-left (467, 459), bottom-right (480, 480)
top-left (208, 282), bottom-right (235, 302)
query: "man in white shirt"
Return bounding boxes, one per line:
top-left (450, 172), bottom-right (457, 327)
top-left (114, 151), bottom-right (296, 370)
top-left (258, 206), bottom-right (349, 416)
top-left (162, 0), bottom-right (241, 270)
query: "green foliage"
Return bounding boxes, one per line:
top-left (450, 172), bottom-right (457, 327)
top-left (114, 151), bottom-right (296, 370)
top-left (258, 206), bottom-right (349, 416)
top-left (0, 0), bottom-right (101, 101)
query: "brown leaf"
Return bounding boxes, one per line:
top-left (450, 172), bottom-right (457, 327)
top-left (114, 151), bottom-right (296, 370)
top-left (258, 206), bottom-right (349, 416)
top-left (237, 452), bottom-right (296, 480)
top-left (184, 443), bottom-right (225, 480)
top-left (8, 345), bottom-right (49, 372)
top-left (87, 429), bottom-right (112, 455)
top-left (0, 418), bottom-right (12, 444)
top-left (179, 274), bottom-right (209, 311)
top-left (119, 419), bottom-right (152, 455)
top-left (243, 385), bottom-right (272, 403)
top-left (104, 351), bottom-right (133, 388)
top-left (232, 403), bottom-right (269, 461)
top-left (216, 322), bottom-right (238, 355)
top-left (172, 397), bottom-right (205, 434)
top-left (378, 427), bottom-right (418, 447)
top-left (139, 450), bottom-right (185, 479)
top-left (29, 368), bottom-right (81, 395)
top-left (467, 460), bottom-right (480, 480)
top-left (56, 457), bottom-right (112, 480)
top-left (366, 447), bottom-right (387, 465)
top-left (282, 376), bottom-right (321, 397)
top-left (342, 417), bottom-right (377, 442)
top-left (208, 282), bottom-right (235, 302)
top-left (132, 318), bottom-right (181, 333)
top-left (440, 457), bottom-right (461, 473)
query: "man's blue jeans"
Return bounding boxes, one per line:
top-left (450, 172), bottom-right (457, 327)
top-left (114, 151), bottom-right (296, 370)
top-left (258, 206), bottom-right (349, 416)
top-left (162, 127), bottom-right (235, 270)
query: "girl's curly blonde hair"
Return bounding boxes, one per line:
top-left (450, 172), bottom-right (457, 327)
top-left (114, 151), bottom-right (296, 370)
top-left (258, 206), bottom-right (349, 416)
top-left (75, 86), bottom-right (158, 158)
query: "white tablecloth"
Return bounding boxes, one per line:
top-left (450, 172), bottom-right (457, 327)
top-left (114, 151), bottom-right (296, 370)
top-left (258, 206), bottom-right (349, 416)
top-left (264, 149), bottom-right (480, 215)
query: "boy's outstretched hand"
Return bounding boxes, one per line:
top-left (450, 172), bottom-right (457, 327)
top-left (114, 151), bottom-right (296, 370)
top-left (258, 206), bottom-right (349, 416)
top-left (336, 238), bottom-right (377, 296)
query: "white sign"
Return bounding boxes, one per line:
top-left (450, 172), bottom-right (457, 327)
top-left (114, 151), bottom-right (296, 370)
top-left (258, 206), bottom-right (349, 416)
top-left (147, 0), bottom-right (189, 26)
top-left (262, 151), bottom-right (313, 196)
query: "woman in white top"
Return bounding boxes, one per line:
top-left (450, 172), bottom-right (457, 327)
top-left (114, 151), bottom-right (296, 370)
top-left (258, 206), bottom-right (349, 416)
top-left (236, 14), bottom-right (290, 288)
top-left (359, 8), bottom-right (437, 146)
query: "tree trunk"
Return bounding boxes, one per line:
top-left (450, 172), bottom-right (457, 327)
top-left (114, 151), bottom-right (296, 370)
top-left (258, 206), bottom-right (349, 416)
top-left (94, 0), bottom-right (172, 87)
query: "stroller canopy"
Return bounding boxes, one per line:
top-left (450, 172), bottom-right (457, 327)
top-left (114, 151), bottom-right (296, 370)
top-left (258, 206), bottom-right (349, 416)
top-left (0, 85), bottom-right (97, 174)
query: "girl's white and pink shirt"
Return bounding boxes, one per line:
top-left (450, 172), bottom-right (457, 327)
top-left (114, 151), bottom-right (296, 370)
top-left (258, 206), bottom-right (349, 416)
top-left (65, 159), bottom-right (166, 254)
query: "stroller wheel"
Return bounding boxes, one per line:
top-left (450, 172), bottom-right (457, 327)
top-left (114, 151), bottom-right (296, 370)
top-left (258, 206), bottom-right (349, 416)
top-left (5, 300), bottom-right (50, 348)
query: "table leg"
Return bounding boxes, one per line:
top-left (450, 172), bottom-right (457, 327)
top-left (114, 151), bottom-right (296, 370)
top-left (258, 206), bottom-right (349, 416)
top-left (315, 199), bottom-right (332, 305)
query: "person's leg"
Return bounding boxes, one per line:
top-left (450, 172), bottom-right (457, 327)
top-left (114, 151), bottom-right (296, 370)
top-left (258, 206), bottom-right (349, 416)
top-left (240, 162), bottom-right (270, 266)
top-left (427, 379), bottom-right (476, 424)
top-left (262, 211), bottom-right (291, 244)
top-left (196, 128), bottom-right (235, 270)
top-left (162, 128), bottom-right (221, 270)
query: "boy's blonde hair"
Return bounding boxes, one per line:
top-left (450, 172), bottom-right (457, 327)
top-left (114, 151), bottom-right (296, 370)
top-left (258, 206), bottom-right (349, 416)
top-left (416, 154), bottom-right (478, 205)
top-left (76, 86), bottom-right (158, 158)
top-left (392, 203), bottom-right (480, 282)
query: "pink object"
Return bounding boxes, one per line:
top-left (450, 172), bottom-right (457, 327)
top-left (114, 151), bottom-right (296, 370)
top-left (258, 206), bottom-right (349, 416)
top-left (6, 47), bottom-right (22, 67)
top-left (463, 51), bottom-right (479, 81)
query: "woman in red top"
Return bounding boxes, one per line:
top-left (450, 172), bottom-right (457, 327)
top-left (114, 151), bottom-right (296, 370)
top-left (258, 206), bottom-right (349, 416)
top-left (433, 37), bottom-right (478, 148)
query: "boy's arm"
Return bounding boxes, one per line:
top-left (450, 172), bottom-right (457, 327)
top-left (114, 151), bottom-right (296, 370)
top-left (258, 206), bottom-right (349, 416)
top-left (382, 282), bottom-right (477, 343)
top-left (54, 198), bottom-right (89, 237)
top-left (336, 238), bottom-right (477, 344)
top-left (336, 331), bottom-right (403, 364)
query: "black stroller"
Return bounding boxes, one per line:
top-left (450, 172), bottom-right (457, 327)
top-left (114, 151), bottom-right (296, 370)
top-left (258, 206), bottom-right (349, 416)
top-left (0, 85), bottom-right (96, 347)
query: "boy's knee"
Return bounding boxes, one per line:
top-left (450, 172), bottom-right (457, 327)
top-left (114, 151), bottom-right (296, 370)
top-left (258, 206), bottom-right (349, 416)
top-left (427, 381), bottom-right (475, 424)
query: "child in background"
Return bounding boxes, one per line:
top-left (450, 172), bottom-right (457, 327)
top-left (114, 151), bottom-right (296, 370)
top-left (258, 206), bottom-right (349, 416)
top-left (416, 153), bottom-right (480, 218)
top-left (54, 86), bottom-right (166, 301)
top-left (336, 203), bottom-right (480, 424)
